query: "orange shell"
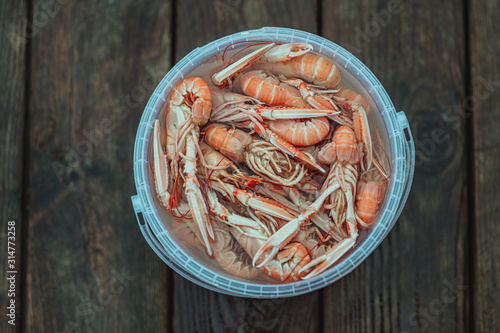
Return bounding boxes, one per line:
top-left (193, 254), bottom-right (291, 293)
top-left (204, 124), bottom-right (252, 164)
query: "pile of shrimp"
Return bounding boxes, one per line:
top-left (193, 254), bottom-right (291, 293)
top-left (151, 41), bottom-right (391, 282)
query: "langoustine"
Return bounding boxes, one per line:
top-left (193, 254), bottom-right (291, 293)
top-left (150, 41), bottom-right (390, 283)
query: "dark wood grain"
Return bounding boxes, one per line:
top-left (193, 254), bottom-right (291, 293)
top-left (26, 1), bottom-right (173, 331)
top-left (3, 0), bottom-right (494, 332)
top-left (470, 0), bottom-right (500, 331)
top-left (174, 281), bottom-right (320, 333)
top-left (0, 2), bottom-right (27, 333)
top-left (174, 1), bottom-right (321, 332)
top-left (176, 0), bottom-right (318, 59)
top-left (322, 1), bottom-right (468, 332)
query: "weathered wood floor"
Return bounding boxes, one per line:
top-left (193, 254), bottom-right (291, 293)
top-left (1, 0), bottom-right (499, 332)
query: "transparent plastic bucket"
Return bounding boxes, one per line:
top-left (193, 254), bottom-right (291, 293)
top-left (131, 27), bottom-right (415, 298)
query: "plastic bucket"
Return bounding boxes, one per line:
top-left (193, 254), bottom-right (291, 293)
top-left (131, 27), bottom-right (415, 298)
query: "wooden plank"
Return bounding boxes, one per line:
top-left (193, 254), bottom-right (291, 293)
top-left (470, 0), bottom-right (500, 331)
top-left (176, 0), bottom-right (318, 58)
top-left (174, 1), bottom-right (321, 332)
top-left (26, 1), bottom-right (173, 332)
top-left (0, 2), bottom-right (27, 333)
top-left (322, 1), bottom-right (468, 332)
